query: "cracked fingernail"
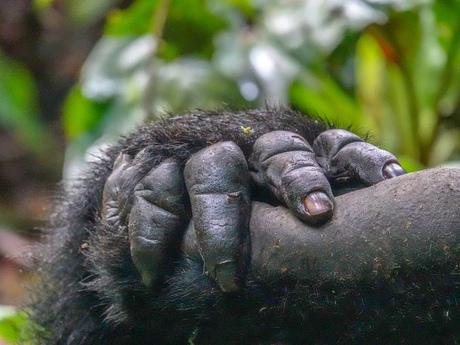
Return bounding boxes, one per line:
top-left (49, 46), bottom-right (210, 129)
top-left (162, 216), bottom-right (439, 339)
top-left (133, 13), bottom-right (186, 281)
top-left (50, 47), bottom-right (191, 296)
top-left (382, 162), bottom-right (406, 179)
top-left (214, 261), bottom-right (239, 292)
top-left (304, 191), bottom-right (333, 217)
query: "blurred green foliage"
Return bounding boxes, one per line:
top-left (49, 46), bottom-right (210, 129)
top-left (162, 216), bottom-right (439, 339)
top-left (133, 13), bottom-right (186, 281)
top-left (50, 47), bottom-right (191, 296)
top-left (0, 52), bottom-right (52, 155)
top-left (2, 0), bottom-right (460, 176)
top-left (1, 0), bottom-right (460, 341)
top-left (0, 307), bottom-right (32, 344)
top-left (59, 0), bottom-right (460, 174)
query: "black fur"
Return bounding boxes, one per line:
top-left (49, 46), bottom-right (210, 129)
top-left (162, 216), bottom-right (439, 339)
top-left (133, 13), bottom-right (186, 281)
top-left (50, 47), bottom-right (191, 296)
top-left (25, 109), bottom-right (460, 345)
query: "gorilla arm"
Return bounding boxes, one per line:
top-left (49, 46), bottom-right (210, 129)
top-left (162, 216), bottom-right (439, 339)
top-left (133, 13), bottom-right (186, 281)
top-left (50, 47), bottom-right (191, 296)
top-left (184, 167), bottom-right (460, 285)
top-left (176, 168), bottom-right (460, 344)
top-left (25, 108), bottom-right (456, 345)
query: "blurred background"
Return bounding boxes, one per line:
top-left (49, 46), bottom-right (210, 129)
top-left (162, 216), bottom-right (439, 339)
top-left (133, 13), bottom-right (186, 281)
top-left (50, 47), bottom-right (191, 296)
top-left (0, 0), bottom-right (459, 342)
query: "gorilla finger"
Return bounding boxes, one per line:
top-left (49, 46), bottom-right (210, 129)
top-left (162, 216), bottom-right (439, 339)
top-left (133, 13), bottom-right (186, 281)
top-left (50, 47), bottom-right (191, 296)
top-left (102, 153), bottom-right (133, 226)
top-left (117, 147), bottom-right (159, 221)
top-left (312, 129), bottom-right (406, 185)
top-left (129, 159), bottom-right (190, 289)
top-left (249, 131), bottom-right (334, 225)
top-left (102, 148), bottom-right (156, 226)
top-left (184, 142), bottom-right (250, 292)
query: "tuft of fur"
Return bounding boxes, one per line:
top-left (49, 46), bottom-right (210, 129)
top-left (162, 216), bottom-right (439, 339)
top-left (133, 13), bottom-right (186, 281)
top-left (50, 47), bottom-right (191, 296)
top-left (24, 108), bottom-right (460, 345)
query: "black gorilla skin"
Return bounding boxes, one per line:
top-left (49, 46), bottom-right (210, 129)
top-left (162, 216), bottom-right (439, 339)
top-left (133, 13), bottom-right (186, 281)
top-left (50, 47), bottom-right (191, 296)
top-left (25, 108), bottom-right (457, 345)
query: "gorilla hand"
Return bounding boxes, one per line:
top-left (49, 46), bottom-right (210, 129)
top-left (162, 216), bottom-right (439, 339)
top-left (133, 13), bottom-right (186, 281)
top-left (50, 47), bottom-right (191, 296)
top-left (101, 129), bottom-right (406, 292)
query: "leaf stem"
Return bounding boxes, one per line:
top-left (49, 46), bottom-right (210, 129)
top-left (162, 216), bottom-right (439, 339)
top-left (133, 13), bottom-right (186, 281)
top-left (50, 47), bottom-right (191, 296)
top-left (142, 0), bottom-right (171, 119)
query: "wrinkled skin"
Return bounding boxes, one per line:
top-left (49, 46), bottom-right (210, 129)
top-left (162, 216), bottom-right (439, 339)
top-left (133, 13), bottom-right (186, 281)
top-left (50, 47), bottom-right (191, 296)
top-left (32, 108), bottom-right (460, 345)
top-left (182, 168), bottom-right (460, 345)
top-left (104, 129), bottom-right (405, 292)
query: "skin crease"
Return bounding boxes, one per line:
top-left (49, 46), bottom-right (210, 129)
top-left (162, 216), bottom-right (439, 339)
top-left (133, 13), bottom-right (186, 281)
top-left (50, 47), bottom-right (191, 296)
top-left (24, 108), bottom-right (459, 345)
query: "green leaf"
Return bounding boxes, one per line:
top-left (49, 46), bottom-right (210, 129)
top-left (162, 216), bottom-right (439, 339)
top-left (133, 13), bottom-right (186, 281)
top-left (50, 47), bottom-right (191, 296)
top-left (32, 0), bottom-right (53, 12)
top-left (160, 0), bottom-right (226, 60)
top-left (0, 309), bottom-right (29, 343)
top-left (66, 0), bottom-right (116, 26)
top-left (219, 0), bottom-right (256, 20)
top-left (106, 0), bottom-right (225, 60)
top-left (355, 32), bottom-right (408, 153)
top-left (397, 156), bottom-right (425, 173)
top-left (289, 72), bottom-right (362, 126)
top-left (432, 0), bottom-right (460, 115)
top-left (105, 0), bottom-right (159, 36)
top-left (63, 85), bottom-right (109, 141)
top-left (0, 50), bottom-right (51, 154)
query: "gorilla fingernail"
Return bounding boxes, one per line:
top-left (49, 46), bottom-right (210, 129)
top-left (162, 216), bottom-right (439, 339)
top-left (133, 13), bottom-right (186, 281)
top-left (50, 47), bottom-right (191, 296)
top-left (304, 191), bottom-right (334, 219)
top-left (214, 261), bottom-right (239, 292)
top-left (382, 162), bottom-right (406, 179)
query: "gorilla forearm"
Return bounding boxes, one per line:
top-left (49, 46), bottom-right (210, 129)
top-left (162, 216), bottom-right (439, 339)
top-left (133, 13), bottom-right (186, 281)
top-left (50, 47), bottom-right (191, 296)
top-left (176, 168), bottom-right (460, 344)
top-left (185, 168), bottom-right (460, 282)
